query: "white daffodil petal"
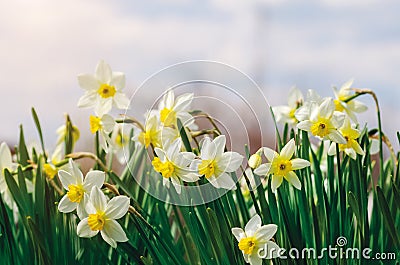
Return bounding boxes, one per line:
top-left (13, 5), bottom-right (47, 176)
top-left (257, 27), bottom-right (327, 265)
top-left (280, 139), bottom-right (295, 160)
top-left (200, 137), bottom-right (215, 160)
top-left (58, 195), bottom-right (76, 213)
top-left (58, 170), bottom-right (74, 190)
top-left (154, 148), bottom-right (166, 161)
top-left (291, 158), bottom-right (311, 170)
top-left (164, 90), bottom-right (175, 109)
top-left (89, 186), bottom-right (107, 211)
top-left (104, 196), bottom-right (130, 219)
top-left (95, 60), bottom-right (112, 83)
top-left (294, 105), bottom-right (310, 122)
top-left (77, 218), bottom-right (98, 238)
top-left (101, 115), bottom-right (115, 134)
top-left (111, 72), bottom-right (126, 89)
top-left (285, 171), bottom-right (301, 190)
top-left (77, 199), bottom-right (88, 219)
top-left (173, 93), bottom-right (193, 112)
top-left (328, 130), bottom-right (347, 144)
top-left (353, 142), bottom-right (365, 156)
top-left (83, 171), bottom-right (105, 191)
top-left (77, 74), bottom-right (98, 91)
top-left (346, 148), bottom-right (357, 160)
top-left (297, 120), bottom-right (312, 132)
top-left (213, 172), bottom-right (236, 190)
top-left (69, 159), bottom-right (84, 184)
top-left (262, 147), bottom-right (278, 162)
top-left (263, 241), bottom-right (282, 259)
top-left (231, 227), bottom-right (245, 241)
top-left (245, 214), bottom-right (262, 236)
top-left (218, 152), bottom-right (243, 172)
top-left (171, 177), bottom-right (182, 194)
top-left (95, 98), bottom-right (113, 116)
top-left (254, 163), bottom-right (271, 176)
top-left (103, 219), bottom-right (129, 243)
top-left (213, 135), bottom-right (226, 156)
top-left (77, 92), bottom-right (97, 108)
top-left (255, 224), bottom-right (278, 242)
top-left (319, 98), bottom-right (335, 119)
top-left (327, 143), bottom-right (337, 156)
top-left (0, 142), bottom-right (13, 168)
top-left (113, 92), bottom-right (130, 110)
top-left (349, 100), bottom-right (368, 113)
top-left (100, 230), bottom-right (117, 248)
top-left (248, 253), bottom-right (262, 265)
top-left (271, 175), bottom-right (283, 193)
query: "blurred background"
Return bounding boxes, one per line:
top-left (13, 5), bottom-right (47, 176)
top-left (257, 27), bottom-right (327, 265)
top-left (1, 0), bottom-right (399, 155)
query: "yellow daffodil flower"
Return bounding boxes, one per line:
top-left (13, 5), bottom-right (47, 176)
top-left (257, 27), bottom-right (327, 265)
top-left (77, 186), bottom-right (129, 248)
top-left (297, 98), bottom-right (347, 144)
top-left (232, 214), bottom-right (281, 264)
top-left (152, 139), bottom-right (199, 194)
top-left (328, 117), bottom-right (365, 159)
top-left (254, 139), bottom-right (310, 193)
top-left (192, 135), bottom-right (243, 190)
top-left (58, 159), bottom-right (105, 219)
top-left (77, 60), bottom-right (130, 116)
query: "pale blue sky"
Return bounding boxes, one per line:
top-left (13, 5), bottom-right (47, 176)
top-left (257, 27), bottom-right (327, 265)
top-left (0, 0), bottom-right (399, 150)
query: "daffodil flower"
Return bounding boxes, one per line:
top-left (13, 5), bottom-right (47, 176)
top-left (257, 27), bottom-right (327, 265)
top-left (192, 135), bottom-right (243, 190)
top-left (294, 89), bottom-right (323, 122)
top-left (297, 98), bottom-right (347, 144)
top-left (273, 86), bottom-right (303, 125)
top-left (158, 90), bottom-right (195, 128)
top-left (58, 159), bottom-right (105, 219)
top-left (254, 139), bottom-right (310, 193)
top-left (152, 139), bottom-right (199, 194)
top-left (110, 124), bottom-right (132, 164)
top-left (77, 60), bottom-right (130, 116)
top-left (0, 143), bottom-right (34, 212)
top-left (232, 214), bottom-right (281, 265)
top-left (328, 117), bottom-right (365, 159)
top-left (333, 79), bottom-right (367, 122)
top-left (134, 114), bottom-right (176, 148)
top-left (89, 114), bottom-right (115, 152)
top-left (77, 186), bottom-right (129, 248)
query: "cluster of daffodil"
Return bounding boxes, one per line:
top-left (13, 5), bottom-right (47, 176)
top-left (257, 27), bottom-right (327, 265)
top-left (54, 61), bottom-right (136, 248)
top-left (3, 59), bottom-right (390, 265)
top-left (272, 80), bottom-right (368, 160)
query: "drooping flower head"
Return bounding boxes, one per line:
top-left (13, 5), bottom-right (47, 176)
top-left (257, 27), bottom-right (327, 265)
top-left (254, 139), bottom-right (310, 193)
top-left (111, 123), bottom-right (132, 164)
top-left (328, 117), bottom-right (365, 160)
top-left (232, 214), bottom-right (281, 264)
top-left (77, 60), bottom-right (130, 116)
top-left (273, 86), bottom-right (303, 125)
top-left (58, 159), bottom-right (105, 219)
top-left (89, 114), bottom-right (115, 152)
top-left (77, 186), bottom-right (130, 248)
top-left (134, 114), bottom-right (177, 149)
top-left (333, 79), bottom-right (367, 122)
top-left (192, 135), bottom-right (243, 190)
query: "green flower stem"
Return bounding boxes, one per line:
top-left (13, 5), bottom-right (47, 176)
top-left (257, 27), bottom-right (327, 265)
top-left (241, 166), bottom-right (262, 218)
top-left (346, 89), bottom-right (384, 184)
top-left (336, 144), bottom-right (345, 235)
